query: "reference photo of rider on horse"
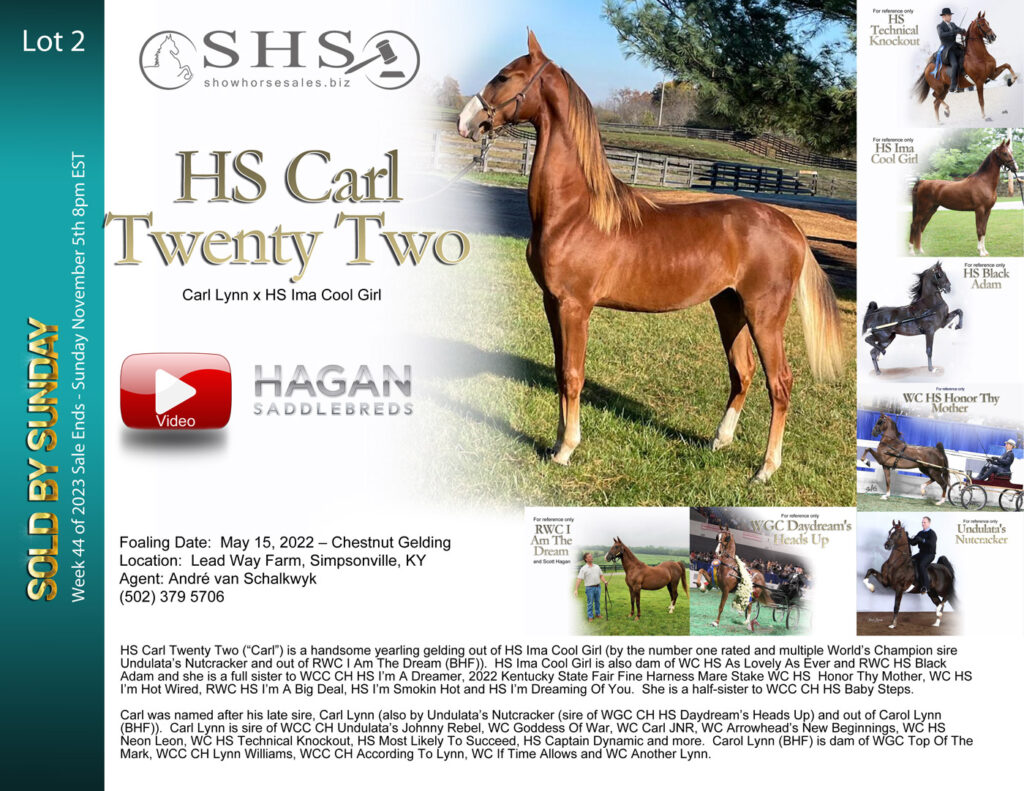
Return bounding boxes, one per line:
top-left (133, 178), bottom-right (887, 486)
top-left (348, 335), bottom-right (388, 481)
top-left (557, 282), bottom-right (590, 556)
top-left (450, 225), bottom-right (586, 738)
top-left (915, 9), bottom-right (1018, 123)
top-left (862, 519), bottom-right (957, 629)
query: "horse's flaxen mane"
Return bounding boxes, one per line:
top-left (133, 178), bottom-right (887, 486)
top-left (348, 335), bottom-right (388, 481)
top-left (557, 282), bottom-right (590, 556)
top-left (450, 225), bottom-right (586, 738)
top-left (561, 68), bottom-right (654, 233)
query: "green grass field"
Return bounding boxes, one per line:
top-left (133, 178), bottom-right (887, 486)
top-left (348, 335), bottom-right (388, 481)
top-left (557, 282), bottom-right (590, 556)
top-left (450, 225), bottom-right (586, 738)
top-left (857, 492), bottom-right (1009, 513)
top-left (904, 208), bottom-right (1023, 257)
top-left (575, 573), bottom-right (690, 636)
top-left (688, 585), bottom-right (812, 636)
top-left (416, 236), bottom-right (857, 507)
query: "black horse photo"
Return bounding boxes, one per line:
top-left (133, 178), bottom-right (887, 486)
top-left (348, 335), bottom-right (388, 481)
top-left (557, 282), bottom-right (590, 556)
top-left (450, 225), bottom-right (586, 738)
top-left (862, 262), bottom-right (963, 374)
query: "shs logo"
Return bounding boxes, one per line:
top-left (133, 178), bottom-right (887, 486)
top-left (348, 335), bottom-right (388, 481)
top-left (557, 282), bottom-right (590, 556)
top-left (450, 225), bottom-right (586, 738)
top-left (138, 29), bottom-right (419, 90)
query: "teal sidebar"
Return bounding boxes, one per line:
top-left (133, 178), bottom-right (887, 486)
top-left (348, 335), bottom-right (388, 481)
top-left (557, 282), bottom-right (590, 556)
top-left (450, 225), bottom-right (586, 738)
top-left (1, 4), bottom-right (104, 787)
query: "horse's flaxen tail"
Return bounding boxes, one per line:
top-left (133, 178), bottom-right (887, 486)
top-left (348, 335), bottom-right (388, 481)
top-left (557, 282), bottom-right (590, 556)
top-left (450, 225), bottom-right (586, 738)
top-left (914, 71), bottom-right (930, 103)
top-left (798, 245), bottom-right (844, 380)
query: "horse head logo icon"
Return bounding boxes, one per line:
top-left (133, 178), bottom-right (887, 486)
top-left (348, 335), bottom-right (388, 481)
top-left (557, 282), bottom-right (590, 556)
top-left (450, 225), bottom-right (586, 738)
top-left (139, 31), bottom-right (196, 90)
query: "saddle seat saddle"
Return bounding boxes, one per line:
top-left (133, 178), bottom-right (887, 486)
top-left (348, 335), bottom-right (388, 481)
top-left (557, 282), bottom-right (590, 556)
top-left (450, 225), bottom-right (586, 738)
top-left (929, 47), bottom-right (975, 88)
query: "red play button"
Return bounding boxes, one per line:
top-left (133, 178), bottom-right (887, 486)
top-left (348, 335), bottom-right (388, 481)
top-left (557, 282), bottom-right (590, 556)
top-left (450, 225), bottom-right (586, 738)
top-left (120, 353), bottom-right (231, 429)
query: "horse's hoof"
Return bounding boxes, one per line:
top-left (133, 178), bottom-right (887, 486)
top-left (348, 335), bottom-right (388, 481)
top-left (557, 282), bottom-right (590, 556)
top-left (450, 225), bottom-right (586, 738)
top-left (984, 117), bottom-right (993, 122)
top-left (880, 494), bottom-right (890, 501)
top-left (711, 621), bottom-right (719, 628)
top-left (862, 579), bottom-right (875, 593)
top-left (711, 436), bottom-right (732, 451)
top-left (888, 623), bottom-right (896, 629)
top-left (548, 448), bottom-right (571, 466)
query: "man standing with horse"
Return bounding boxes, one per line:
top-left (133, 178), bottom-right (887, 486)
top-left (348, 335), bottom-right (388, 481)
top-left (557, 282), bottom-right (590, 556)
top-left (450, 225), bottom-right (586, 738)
top-left (575, 553), bottom-right (607, 622)
top-left (937, 8), bottom-right (967, 93)
top-left (908, 517), bottom-right (937, 595)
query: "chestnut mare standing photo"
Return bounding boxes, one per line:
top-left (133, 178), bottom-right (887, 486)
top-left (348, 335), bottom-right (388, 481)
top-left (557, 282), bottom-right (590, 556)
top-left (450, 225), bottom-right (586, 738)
top-left (458, 32), bottom-right (843, 483)
top-left (908, 138), bottom-right (1018, 257)
top-left (604, 537), bottom-right (687, 621)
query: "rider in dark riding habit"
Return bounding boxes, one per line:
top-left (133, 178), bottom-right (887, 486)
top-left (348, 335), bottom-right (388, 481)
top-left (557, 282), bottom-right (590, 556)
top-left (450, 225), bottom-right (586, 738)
top-left (973, 439), bottom-right (1017, 482)
top-left (938, 8), bottom-right (967, 93)
top-left (907, 517), bottom-right (936, 595)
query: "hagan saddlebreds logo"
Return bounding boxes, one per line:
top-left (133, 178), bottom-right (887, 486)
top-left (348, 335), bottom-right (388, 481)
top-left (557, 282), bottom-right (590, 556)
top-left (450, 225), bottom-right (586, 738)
top-left (138, 29), bottom-right (419, 90)
top-left (253, 364), bottom-right (414, 417)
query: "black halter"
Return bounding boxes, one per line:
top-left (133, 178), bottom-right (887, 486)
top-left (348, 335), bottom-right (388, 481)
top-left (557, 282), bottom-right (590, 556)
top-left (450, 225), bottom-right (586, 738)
top-left (474, 59), bottom-right (552, 128)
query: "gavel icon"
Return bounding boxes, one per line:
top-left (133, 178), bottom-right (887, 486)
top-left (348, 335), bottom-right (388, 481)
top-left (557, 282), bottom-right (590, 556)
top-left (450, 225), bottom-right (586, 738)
top-left (346, 39), bottom-right (403, 77)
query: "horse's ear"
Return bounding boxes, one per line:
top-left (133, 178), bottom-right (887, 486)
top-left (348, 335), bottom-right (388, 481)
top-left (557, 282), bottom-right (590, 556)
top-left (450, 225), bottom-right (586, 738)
top-left (527, 29), bottom-right (545, 58)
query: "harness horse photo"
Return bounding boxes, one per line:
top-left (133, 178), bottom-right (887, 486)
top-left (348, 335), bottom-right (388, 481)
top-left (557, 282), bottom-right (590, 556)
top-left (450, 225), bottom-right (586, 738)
top-left (706, 529), bottom-right (772, 631)
top-left (457, 32), bottom-right (844, 484)
top-left (859, 413), bottom-right (951, 503)
top-left (862, 520), bottom-right (957, 629)
top-left (862, 262), bottom-right (963, 374)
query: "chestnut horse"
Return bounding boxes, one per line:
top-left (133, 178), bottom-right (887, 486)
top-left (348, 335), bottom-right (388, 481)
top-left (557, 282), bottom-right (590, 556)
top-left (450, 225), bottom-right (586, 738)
top-left (862, 520), bottom-right (957, 629)
top-left (909, 138), bottom-right (1017, 257)
top-left (604, 537), bottom-right (687, 621)
top-left (709, 529), bottom-right (771, 631)
top-left (458, 32), bottom-right (843, 483)
top-left (914, 12), bottom-right (1017, 124)
top-left (859, 413), bottom-right (950, 503)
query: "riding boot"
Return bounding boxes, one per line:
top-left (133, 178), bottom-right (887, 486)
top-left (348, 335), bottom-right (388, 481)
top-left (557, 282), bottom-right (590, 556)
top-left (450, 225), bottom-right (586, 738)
top-left (951, 63), bottom-right (964, 93)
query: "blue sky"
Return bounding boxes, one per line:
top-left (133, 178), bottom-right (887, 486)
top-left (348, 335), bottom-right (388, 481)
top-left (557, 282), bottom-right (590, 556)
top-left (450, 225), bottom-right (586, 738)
top-left (453, 0), bottom-right (665, 104)
top-left (452, 0), bottom-right (854, 105)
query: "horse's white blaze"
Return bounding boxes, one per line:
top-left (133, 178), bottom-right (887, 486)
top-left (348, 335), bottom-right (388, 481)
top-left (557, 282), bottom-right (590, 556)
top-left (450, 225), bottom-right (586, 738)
top-left (457, 96), bottom-right (484, 138)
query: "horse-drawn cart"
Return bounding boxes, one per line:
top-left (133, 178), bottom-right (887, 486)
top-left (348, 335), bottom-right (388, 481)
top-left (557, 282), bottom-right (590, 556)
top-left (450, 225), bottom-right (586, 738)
top-left (753, 574), bottom-right (809, 629)
top-left (950, 470), bottom-right (1022, 511)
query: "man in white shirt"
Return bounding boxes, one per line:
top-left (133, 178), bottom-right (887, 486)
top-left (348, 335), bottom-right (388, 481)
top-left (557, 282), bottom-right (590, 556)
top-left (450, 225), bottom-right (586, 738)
top-left (575, 553), bottom-right (607, 621)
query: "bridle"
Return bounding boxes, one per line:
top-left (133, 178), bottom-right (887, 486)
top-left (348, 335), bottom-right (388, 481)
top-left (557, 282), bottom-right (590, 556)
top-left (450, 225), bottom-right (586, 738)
top-left (475, 59), bottom-right (552, 129)
top-left (885, 524), bottom-right (913, 564)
